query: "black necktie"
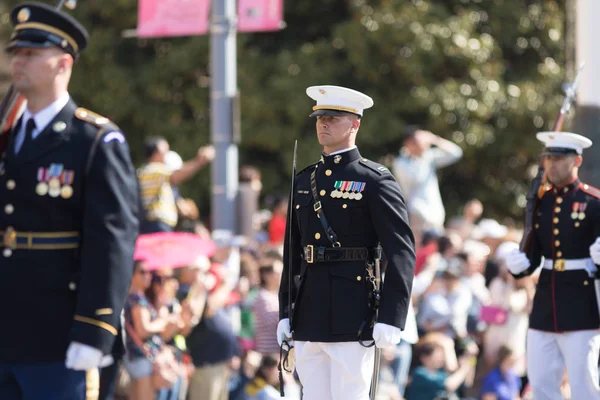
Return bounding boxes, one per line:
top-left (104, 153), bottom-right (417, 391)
top-left (19, 118), bottom-right (36, 155)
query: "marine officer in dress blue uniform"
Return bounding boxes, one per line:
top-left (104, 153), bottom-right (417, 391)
top-left (277, 86), bottom-right (416, 400)
top-left (0, 3), bottom-right (139, 399)
top-left (507, 132), bottom-right (600, 400)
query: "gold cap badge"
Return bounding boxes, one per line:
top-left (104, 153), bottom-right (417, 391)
top-left (17, 8), bottom-right (30, 23)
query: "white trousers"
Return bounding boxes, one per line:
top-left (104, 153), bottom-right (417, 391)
top-left (527, 328), bottom-right (600, 400)
top-left (295, 341), bottom-right (375, 400)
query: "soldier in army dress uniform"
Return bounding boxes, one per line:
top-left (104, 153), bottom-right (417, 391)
top-left (0, 3), bottom-right (139, 399)
top-left (506, 131), bottom-right (600, 400)
top-left (277, 85), bottom-right (416, 400)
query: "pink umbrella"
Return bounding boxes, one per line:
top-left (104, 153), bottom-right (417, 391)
top-left (134, 232), bottom-right (215, 270)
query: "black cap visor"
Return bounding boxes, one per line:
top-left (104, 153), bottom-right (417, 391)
top-left (542, 147), bottom-right (579, 156)
top-left (6, 29), bottom-right (75, 57)
top-left (309, 109), bottom-right (361, 118)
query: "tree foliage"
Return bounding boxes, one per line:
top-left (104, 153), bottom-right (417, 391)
top-left (0, 0), bottom-right (567, 222)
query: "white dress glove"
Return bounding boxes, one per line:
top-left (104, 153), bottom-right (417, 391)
top-left (590, 238), bottom-right (600, 265)
top-left (277, 318), bottom-right (292, 346)
top-left (505, 249), bottom-right (531, 275)
top-left (65, 342), bottom-right (103, 370)
top-left (372, 322), bottom-right (402, 349)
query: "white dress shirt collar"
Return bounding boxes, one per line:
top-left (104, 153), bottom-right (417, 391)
top-left (21, 92), bottom-right (70, 139)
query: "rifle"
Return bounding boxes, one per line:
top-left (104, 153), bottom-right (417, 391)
top-left (520, 63), bottom-right (584, 252)
top-left (0, 0), bottom-right (77, 150)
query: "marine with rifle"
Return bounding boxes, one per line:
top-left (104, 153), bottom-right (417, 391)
top-left (276, 85), bottom-right (416, 400)
top-left (507, 66), bottom-right (600, 400)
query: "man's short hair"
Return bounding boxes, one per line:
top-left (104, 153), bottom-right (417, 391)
top-left (402, 125), bottom-right (421, 143)
top-left (143, 136), bottom-right (166, 160)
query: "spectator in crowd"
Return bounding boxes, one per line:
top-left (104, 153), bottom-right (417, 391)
top-left (418, 257), bottom-right (472, 340)
top-left (405, 334), bottom-right (478, 400)
top-left (146, 270), bottom-right (190, 399)
top-left (237, 253), bottom-right (261, 352)
top-left (124, 261), bottom-right (179, 399)
top-left (392, 126), bottom-right (463, 242)
top-left (267, 197), bottom-right (287, 247)
top-left (480, 345), bottom-right (522, 400)
top-left (245, 354), bottom-right (301, 400)
top-left (185, 256), bottom-right (240, 400)
top-left (414, 230), bottom-right (440, 275)
top-left (446, 199), bottom-right (484, 240)
top-left (138, 137), bottom-right (214, 234)
top-left (483, 242), bottom-right (532, 379)
top-left (470, 219), bottom-right (509, 286)
top-left (253, 260), bottom-right (283, 355)
top-left (238, 165), bottom-right (263, 240)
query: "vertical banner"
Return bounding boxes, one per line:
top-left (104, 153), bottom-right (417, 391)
top-left (137, 0), bottom-right (211, 38)
top-left (237, 0), bottom-right (284, 32)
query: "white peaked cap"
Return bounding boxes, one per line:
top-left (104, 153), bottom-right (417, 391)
top-left (306, 85), bottom-right (374, 117)
top-left (536, 132), bottom-right (592, 155)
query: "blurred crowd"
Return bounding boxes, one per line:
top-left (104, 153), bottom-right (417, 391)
top-left (114, 130), bottom-right (552, 400)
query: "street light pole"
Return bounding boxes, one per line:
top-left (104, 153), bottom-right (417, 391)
top-left (210, 0), bottom-right (238, 232)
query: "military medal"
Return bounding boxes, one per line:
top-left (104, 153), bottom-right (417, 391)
top-left (331, 181), bottom-right (341, 198)
top-left (571, 203), bottom-right (579, 220)
top-left (60, 170), bottom-right (74, 199)
top-left (47, 163), bottom-right (64, 197)
top-left (36, 182), bottom-right (48, 196)
top-left (347, 182), bottom-right (356, 199)
top-left (355, 182), bottom-right (366, 200)
top-left (579, 203), bottom-right (587, 220)
top-left (36, 167), bottom-right (49, 196)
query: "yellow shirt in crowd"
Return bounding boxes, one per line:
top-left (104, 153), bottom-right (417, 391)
top-left (137, 162), bottom-right (178, 227)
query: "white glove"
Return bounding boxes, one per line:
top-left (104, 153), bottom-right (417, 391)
top-left (590, 238), bottom-right (600, 265)
top-left (505, 249), bottom-right (531, 275)
top-left (99, 355), bottom-right (114, 368)
top-left (372, 322), bottom-right (402, 349)
top-left (277, 318), bottom-right (292, 346)
top-left (65, 342), bottom-right (103, 370)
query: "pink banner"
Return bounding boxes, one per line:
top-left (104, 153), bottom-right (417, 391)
top-left (137, 0), bottom-right (210, 38)
top-left (238, 0), bottom-right (284, 32)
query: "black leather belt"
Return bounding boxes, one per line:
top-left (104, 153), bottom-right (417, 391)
top-left (303, 245), bottom-right (380, 264)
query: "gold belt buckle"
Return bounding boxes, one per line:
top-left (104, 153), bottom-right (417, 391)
top-left (554, 259), bottom-right (565, 272)
top-left (3, 227), bottom-right (16, 249)
top-left (305, 245), bottom-right (314, 264)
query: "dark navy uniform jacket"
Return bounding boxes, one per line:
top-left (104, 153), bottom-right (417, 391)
top-left (0, 99), bottom-right (139, 363)
top-left (517, 179), bottom-right (600, 332)
top-left (279, 147), bottom-right (416, 342)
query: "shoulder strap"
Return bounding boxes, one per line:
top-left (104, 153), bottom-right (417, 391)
top-left (310, 165), bottom-right (340, 246)
top-left (84, 127), bottom-right (109, 176)
top-left (75, 107), bottom-right (121, 177)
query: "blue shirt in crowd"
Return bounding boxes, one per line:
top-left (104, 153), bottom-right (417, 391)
top-left (480, 367), bottom-right (521, 400)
